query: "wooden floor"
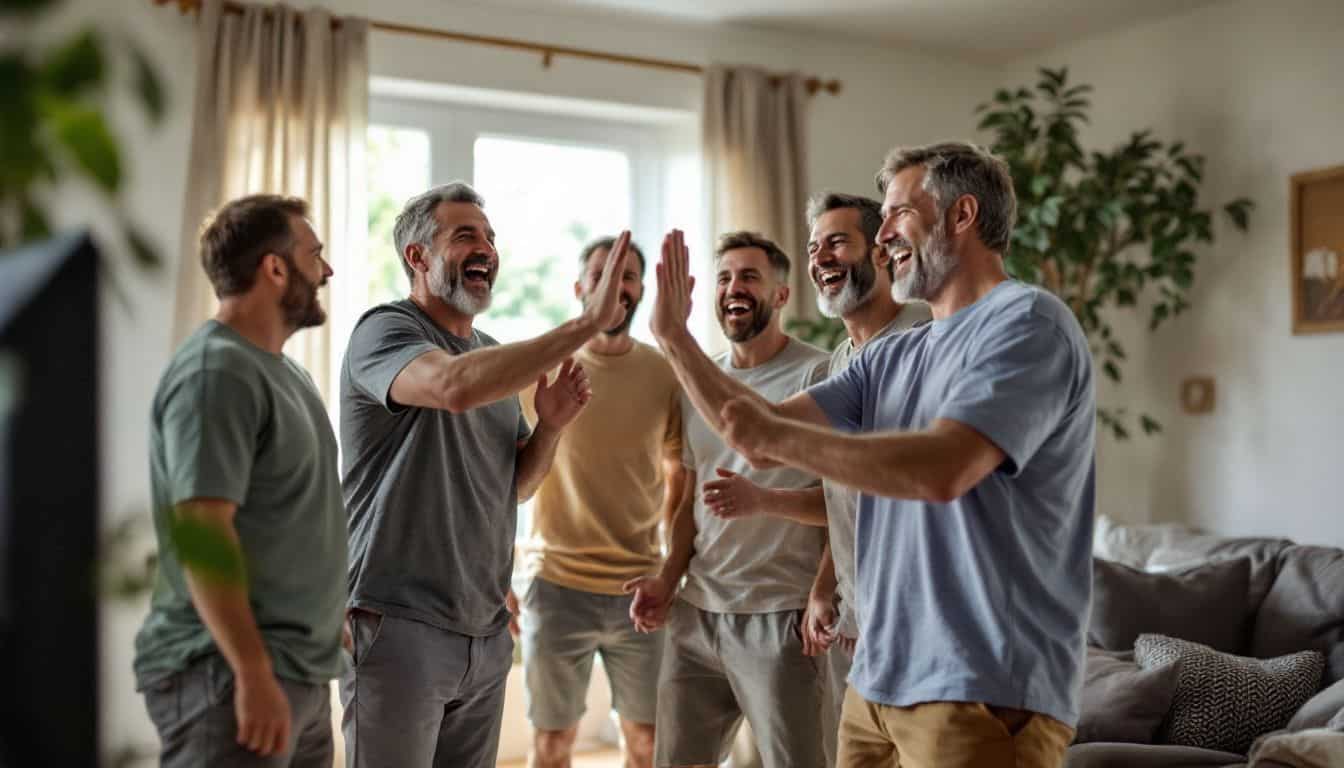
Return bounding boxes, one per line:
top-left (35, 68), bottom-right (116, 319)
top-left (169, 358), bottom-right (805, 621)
top-left (497, 750), bottom-right (623, 767)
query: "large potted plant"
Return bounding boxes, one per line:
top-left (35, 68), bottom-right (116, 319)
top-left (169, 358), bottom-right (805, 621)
top-left (978, 68), bottom-right (1252, 439)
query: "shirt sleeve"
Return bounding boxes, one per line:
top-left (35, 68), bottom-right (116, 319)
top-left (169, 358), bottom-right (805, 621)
top-left (159, 369), bottom-right (263, 507)
top-left (345, 309), bottom-right (440, 413)
top-left (805, 346), bottom-right (870, 433)
top-left (936, 311), bottom-right (1077, 477)
top-left (662, 393), bottom-right (684, 462)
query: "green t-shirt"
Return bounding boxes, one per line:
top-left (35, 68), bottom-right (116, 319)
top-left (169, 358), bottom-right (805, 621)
top-left (133, 321), bottom-right (347, 688)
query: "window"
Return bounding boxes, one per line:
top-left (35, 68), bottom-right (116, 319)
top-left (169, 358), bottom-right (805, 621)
top-left (352, 88), bottom-right (700, 552)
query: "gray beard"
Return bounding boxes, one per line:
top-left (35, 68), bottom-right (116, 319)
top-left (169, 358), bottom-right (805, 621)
top-left (891, 220), bottom-right (958, 302)
top-left (429, 257), bottom-right (491, 315)
top-left (817, 259), bottom-right (878, 319)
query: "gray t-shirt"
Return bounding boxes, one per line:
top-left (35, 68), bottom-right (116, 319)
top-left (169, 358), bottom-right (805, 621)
top-left (824, 302), bottom-right (932, 638)
top-left (340, 300), bottom-right (530, 637)
top-left (679, 338), bottom-right (829, 614)
top-left (134, 321), bottom-right (348, 688)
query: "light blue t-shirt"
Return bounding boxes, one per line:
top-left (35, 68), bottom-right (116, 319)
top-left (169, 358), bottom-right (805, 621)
top-left (807, 280), bottom-right (1096, 726)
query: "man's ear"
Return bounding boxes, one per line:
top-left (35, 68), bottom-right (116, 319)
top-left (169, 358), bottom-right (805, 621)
top-left (405, 242), bottom-right (430, 276)
top-left (774, 284), bottom-right (790, 310)
top-left (949, 194), bottom-right (979, 238)
top-left (573, 280), bottom-right (583, 301)
top-left (259, 252), bottom-right (288, 288)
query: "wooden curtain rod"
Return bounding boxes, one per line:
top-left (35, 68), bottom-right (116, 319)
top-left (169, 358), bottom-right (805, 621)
top-left (154, 0), bottom-right (844, 95)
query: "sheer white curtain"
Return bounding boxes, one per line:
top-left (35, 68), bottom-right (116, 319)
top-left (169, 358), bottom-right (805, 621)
top-left (702, 64), bottom-right (814, 326)
top-left (173, 0), bottom-right (368, 403)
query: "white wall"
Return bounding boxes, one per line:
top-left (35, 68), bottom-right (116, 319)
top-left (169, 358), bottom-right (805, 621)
top-left (59, 0), bottom-right (987, 760)
top-left (994, 0), bottom-right (1344, 548)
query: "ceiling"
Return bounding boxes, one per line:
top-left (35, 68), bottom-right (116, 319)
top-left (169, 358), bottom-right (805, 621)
top-left (481, 0), bottom-right (1229, 63)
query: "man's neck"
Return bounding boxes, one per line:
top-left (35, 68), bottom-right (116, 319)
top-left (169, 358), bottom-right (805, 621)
top-left (928, 250), bottom-right (1010, 321)
top-left (584, 330), bottom-right (635, 357)
top-left (215, 299), bottom-right (291, 355)
top-left (841, 290), bottom-right (902, 349)
top-left (409, 287), bottom-right (474, 338)
top-left (729, 324), bottom-right (790, 369)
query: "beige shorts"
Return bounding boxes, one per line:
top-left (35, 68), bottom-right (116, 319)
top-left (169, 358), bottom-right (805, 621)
top-left (837, 687), bottom-right (1074, 768)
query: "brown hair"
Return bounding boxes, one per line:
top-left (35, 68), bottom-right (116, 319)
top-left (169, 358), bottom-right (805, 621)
top-left (715, 230), bottom-right (790, 281)
top-left (198, 194), bottom-right (309, 298)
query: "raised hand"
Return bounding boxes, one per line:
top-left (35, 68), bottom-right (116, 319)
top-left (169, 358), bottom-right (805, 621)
top-left (622, 571), bottom-right (677, 633)
top-left (533, 357), bottom-right (591, 429)
top-left (651, 228), bottom-right (695, 343)
top-left (583, 230), bottom-right (631, 333)
top-left (702, 467), bottom-right (766, 520)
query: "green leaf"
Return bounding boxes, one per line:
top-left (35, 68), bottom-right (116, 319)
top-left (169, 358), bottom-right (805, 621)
top-left (169, 516), bottom-right (247, 585)
top-left (19, 195), bottom-right (51, 241)
top-left (1103, 360), bottom-right (1121, 383)
top-left (1139, 414), bottom-right (1163, 435)
top-left (1106, 340), bottom-right (1126, 360)
top-left (123, 220), bottom-right (161, 269)
top-left (1030, 175), bottom-right (1052, 197)
top-left (39, 29), bottom-right (104, 96)
top-left (129, 41), bottom-right (166, 125)
top-left (46, 101), bottom-right (121, 193)
top-left (1223, 198), bottom-right (1253, 230)
top-left (0, 0), bottom-right (59, 14)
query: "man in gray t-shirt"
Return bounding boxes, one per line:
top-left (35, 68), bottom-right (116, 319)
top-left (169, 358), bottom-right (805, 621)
top-left (626, 231), bottom-right (828, 768)
top-left (135, 195), bottom-right (345, 767)
top-left (338, 182), bottom-right (635, 768)
top-left (678, 195), bottom-right (931, 767)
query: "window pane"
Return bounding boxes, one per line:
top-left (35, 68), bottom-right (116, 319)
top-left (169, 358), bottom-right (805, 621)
top-left (367, 126), bottom-right (430, 306)
top-left (473, 135), bottom-right (632, 343)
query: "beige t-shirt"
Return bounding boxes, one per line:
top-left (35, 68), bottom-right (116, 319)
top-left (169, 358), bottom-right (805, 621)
top-left (520, 341), bottom-right (683, 595)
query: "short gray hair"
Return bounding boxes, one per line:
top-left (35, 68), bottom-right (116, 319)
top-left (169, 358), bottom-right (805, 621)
top-left (393, 182), bottom-right (486, 280)
top-left (875, 142), bottom-right (1016, 254)
top-left (806, 192), bottom-right (883, 248)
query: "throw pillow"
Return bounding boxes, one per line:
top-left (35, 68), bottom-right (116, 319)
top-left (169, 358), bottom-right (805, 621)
top-left (1135, 633), bottom-right (1325, 754)
top-left (1288, 677), bottom-right (1344, 731)
top-left (1091, 557), bottom-right (1253, 654)
top-left (1075, 647), bottom-right (1182, 744)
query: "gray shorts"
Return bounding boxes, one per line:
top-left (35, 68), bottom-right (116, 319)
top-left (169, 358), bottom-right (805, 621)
top-left (142, 654), bottom-right (332, 768)
top-left (520, 577), bottom-right (663, 729)
top-left (655, 599), bottom-right (826, 768)
top-left (339, 610), bottom-right (513, 767)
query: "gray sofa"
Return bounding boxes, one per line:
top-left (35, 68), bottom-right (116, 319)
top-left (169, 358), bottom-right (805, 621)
top-left (1067, 522), bottom-right (1344, 768)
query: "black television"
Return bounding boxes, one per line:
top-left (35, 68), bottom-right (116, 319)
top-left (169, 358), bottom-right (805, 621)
top-left (0, 232), bottom-right (101, 766)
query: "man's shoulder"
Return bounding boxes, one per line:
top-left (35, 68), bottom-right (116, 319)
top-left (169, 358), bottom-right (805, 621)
top-left (986, 281), bottom-right (1086, 344)
top-left (164, 322), bottom-right (267, 383)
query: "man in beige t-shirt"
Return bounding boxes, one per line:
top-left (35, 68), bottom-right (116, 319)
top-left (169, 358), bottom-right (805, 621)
top-left (515, 237), bottom-right (686, 768)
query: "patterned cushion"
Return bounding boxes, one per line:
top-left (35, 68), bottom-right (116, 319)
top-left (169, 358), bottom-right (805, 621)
top-left (1135, 633), bottom-right (1325, 754)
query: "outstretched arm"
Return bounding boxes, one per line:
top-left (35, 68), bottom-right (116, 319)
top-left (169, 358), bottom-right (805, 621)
top-left (700, 468), bottom-right (826, 526)
top-left (392, 232), bottom-right (631, 413)
top-left (720, 396), bottom-right (1005, 503)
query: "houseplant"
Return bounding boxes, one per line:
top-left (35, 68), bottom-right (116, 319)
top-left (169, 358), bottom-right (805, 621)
top-left (977, 68), bottom-right (1253, 439)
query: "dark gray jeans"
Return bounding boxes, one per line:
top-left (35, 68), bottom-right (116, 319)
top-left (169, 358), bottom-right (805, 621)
top-left (142, 654), bottom-right (333, 768)
top-left (339, 610), bottom-right (513, 767)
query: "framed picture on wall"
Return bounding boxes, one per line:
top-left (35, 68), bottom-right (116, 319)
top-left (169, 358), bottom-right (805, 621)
top-left (1290, 163), bottom-right (1344, 334)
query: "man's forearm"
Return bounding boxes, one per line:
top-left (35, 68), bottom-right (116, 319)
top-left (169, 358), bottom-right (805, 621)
top-left (441, 317), bottom-right (597, 412)
top-left (759, 418), bottom-right (977, 503)
top-left (760, 486), bottom-right (827, 526)
top-left (658, 472), bottom-right (697, 583)
top-left (515, 421), bottom-right (564, 501)
top-left (180, 518), bottom-right (272, 682)
top-left (658, 461), bottom-right (687, 550)
top-left (658, 327), bottom-right (771, 434)
top-left (810, 543), bottom-right (838, 601)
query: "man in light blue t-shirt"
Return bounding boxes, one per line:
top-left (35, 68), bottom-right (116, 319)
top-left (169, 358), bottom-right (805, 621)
top-left (649, 142), bottom-right (1094, 768)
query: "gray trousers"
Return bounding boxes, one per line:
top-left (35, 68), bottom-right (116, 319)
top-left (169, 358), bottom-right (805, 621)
top-left (142, 654), bottom-right (333, 768)
top-left (339, 610), bottom-right (514, 767)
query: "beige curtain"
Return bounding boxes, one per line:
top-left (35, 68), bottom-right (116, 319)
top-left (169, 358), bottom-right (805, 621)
top-left (173, 0), bottom-right (369, 404)
top-left (702, 64), bottom-right (813, 325)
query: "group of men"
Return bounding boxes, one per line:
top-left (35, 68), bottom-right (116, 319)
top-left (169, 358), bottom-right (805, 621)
top-left (133, 140), bottom-right (1097, 768)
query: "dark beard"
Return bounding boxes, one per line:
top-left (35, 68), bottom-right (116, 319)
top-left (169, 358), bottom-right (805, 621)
top-left (280, 262), bottom-right (325, 329)
top-left (718, 301), bottom-right (772, 343)
top-left (603, 294), bottom-right (640, 336)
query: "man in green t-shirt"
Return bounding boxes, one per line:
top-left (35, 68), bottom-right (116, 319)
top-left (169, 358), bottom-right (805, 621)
top-left (134, 194), bottom-right (347, 767)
